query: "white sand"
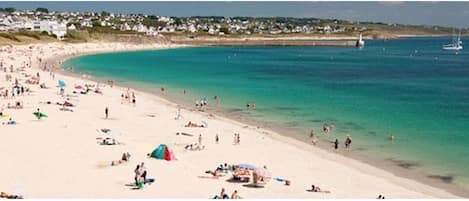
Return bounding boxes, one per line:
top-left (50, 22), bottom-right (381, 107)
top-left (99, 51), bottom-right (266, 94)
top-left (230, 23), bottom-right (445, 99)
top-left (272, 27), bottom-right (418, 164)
top-left (0, 42), bottom-right (459, 198)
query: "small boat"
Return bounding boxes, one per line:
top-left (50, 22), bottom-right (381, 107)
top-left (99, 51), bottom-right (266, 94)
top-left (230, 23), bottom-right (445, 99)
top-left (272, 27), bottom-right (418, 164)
top-left (356, 33), bottom-right (365, 48)
top-left (443, 30), bottom-right (463, 51)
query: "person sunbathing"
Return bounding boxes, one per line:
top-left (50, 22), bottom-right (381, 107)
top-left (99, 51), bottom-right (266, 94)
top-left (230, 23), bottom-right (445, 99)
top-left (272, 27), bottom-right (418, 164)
top-left (212, 188), bottom-right (229, 199)
top-left (0, 192), bottom-right (23, 199)
top-left (60, 106), bottom-right (74, 112)
top-left (310, 185), bottom-right (331, 193)
top-left (6, 118), bottom-right (16, 125)
top-left (185, 121), bottom-right (205, 128)
top-left (101, 138), bottom-right (117, 145)
top-left (111, 152), bottom-right (131, 166)
top-left (205, 169), bottom-right (224, 177)
top-left (63, 101), bottom-right (74, 107)
top-left (232, 169), bottom-right (251, 182)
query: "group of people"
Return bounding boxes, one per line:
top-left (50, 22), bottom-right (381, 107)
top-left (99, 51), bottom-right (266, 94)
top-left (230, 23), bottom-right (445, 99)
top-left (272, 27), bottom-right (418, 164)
top-left (323, 123), bottom-right (335, 133)
top-left (121, 88), bottom-right (136, 105)
top-left (212, 188), bottom-right (241, 199)
top-left (185, 121), bottom-right (206, 128)
top-left (333, 135), bottom-right (352, 152)
top-left (6, 101), bottom-right (23, 109)
top-left (195, 98), bottom-right (208, 111)
top-left (0, 192), bottom-right (23, 199)
top-left (1, 85), bottom-right (26, 99)
top-left (134, 162), bottom-right (148, 189)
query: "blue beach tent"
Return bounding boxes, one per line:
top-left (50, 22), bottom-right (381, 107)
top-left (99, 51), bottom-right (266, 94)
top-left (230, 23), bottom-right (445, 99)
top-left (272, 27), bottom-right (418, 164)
top-left (58, 80), bottom-right (66, 87)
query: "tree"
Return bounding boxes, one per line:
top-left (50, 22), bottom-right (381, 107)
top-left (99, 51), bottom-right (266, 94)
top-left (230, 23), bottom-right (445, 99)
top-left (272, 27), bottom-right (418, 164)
top-left (101, 11), bottom-right (110, 17)
top-left (174, 18), bottom-right (183, 26)
top-left (219, 26), bottom-right (229, 34)
top-left (35, 7), bottom-right (49, 13)
top-left (5, 7), bottom-right (16, 13)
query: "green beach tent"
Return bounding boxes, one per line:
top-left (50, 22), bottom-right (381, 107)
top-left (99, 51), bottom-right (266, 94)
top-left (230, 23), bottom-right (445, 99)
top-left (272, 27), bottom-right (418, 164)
top-left (151, 144), bottom-right (167, 159)
top-left (33, 112), bottom-right (48, 118)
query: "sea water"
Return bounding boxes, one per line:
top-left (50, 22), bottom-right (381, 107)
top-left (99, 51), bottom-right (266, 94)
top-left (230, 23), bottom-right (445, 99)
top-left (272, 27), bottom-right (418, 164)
top-left (63, 37), bottom-right (469, 187)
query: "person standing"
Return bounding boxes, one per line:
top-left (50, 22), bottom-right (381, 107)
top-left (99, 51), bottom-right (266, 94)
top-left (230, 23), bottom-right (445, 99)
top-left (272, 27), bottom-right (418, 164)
top-left (198, 134), bottom-right (203, 145)
top-left (105, 107), bottom-right (109, 119)
top-left (334, 139), bottom-right (339, 152)
top-left (345, 135), bottom-right (352, 150)
top-left (215, 134), bottom-right (219, 144)
top-left (134, 164), bottom-right (141, 185)
top-left (139, 162), bottom-right (147, 184)
top-left (36, 108), bottom-right (41, 120)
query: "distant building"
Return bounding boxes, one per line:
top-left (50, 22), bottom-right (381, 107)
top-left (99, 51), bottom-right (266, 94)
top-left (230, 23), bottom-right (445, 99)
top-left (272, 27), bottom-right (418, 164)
top-left (68, 24), bottom-right (76, 30)
top-left (32, 20), bottom-right (67, 40)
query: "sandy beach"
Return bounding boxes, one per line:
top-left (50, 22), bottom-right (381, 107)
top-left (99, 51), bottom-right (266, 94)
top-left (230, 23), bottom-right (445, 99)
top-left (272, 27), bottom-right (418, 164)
top-left (0, 42), bottom-right (460, 198)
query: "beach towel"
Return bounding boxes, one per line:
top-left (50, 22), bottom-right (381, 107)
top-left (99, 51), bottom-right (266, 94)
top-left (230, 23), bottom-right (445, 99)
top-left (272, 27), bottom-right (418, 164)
top-left (33, 112), bottom-right (48, 118)
top-left (197, 175), bottom-right (220, 179)
top-left (274, 177), bottom-right (286, 182)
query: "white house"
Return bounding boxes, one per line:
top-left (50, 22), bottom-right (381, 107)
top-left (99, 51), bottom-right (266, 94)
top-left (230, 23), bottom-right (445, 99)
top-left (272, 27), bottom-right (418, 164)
top-left (51, 23), bottom-right (67, 40)
top-left (32, 20), bottom-right (67, 40)
top-left (188, 24), bottom-right (196, 33)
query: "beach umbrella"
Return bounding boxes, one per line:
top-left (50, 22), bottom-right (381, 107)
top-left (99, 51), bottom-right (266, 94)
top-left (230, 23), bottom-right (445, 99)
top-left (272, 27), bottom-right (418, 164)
top-left (253, 167), bottom-right (272, 183)
top-left (58, 80), bottom-right (66, 87)
top-left (237, 164), bottom-right (256, 170)
top-left (253, 168), bottom-right (272, 185)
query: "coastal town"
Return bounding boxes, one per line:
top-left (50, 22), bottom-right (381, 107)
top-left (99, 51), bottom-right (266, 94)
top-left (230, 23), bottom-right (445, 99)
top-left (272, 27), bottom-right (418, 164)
top-left (1, 1), bottom-right (469, 199)
top-left (0, 7), bottom-right (458, 42)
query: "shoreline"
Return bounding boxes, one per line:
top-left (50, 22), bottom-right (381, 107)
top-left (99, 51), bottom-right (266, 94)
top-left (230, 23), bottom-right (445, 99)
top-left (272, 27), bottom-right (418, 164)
top-left (57, 44), bottom-right (468, 197)
top-left (0, 42), bottom-right (461, 198)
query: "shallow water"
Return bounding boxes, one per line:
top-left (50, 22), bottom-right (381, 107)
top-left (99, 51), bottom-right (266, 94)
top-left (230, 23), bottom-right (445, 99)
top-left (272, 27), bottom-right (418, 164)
top-left (63, 37), bottom-right (469, 187)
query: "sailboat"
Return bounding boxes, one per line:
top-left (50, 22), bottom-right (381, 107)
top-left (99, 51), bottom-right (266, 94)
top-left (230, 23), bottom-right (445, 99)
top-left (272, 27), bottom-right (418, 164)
top-left (443, 30), bottom-right (463, 51)
top-left (356, 33), bottom-right (365, 48)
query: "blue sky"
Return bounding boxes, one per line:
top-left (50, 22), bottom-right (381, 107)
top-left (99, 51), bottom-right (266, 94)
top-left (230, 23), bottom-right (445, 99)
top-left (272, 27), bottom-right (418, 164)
top-left (2, 1), bottom-right (469, 28)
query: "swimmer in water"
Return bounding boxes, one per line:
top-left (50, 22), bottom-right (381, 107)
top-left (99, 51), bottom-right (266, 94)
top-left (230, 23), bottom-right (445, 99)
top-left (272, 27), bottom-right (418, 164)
top-left (389, 133), bottom-right (395, 142)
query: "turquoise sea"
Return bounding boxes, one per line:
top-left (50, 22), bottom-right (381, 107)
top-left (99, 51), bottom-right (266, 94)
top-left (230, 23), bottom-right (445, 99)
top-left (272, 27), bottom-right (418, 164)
top-left (63, 37), bottom-right (469, 190)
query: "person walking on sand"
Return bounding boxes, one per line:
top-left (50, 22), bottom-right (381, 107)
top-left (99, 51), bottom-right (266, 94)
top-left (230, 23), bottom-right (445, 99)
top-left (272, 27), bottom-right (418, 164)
top-left (389, 133), bottom-right (395, 143)
top-left (134, 164), bottom-right (141, 185)
top-left (334, 139), bottom-right (339, 152)
top-left (215, 134), bottom-right (219, 144)
top-left (36, 108), bottom-right (41, 120)
top-left (105, 107), bottom-right (109, 119)
top-left (310, 129), bottom-right (315, 138)
top-left (198, 134), bottom-right (203, 145)
top-left (236, 133), bottom-right (240, 145)
top-left (139, 162), bottom-right (147, 184)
